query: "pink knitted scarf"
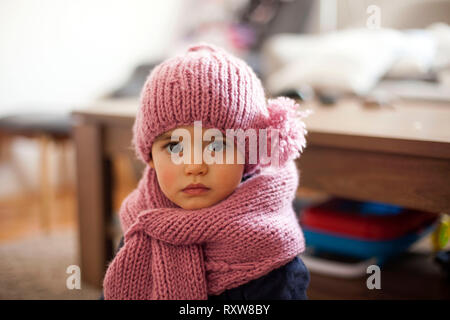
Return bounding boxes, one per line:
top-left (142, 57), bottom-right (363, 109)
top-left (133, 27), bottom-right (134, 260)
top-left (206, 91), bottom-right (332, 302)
top-left (103, 160), bottom-right (305, 300)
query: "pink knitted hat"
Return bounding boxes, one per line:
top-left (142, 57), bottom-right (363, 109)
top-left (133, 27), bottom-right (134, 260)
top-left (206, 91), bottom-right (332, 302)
top-left (132, 43), bottom-right (308, 175)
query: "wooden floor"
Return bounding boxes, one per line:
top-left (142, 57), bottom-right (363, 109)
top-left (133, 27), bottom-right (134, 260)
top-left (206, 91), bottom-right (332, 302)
top-left (0, 187), bottom-right (76, 243)
top-left (0, 154), bottom-right (136, 243)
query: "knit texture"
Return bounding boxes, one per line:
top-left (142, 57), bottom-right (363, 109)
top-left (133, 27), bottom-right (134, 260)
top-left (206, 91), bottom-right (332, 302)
top-left (132, 43), bottom-right (309, 176)
top-left (103, 160), bottom-right (305, 300)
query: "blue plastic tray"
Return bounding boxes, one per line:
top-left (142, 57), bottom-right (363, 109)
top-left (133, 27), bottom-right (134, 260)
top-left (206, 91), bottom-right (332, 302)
top-left (303, 220), bottom-right (437, 264)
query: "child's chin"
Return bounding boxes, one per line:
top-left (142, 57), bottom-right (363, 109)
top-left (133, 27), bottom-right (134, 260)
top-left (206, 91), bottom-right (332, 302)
top-left (179, 198), bottom-right (223, 210)
top-left (179, 200), bottom-right (212, 210)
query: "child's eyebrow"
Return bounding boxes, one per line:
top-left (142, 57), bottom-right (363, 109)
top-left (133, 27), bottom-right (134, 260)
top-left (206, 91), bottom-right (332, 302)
top-left (155, 133), bottom-right (227, 142)
top-left (211, 135), bottom-right (225, 140)
top-left (155, 132), bottom-right (177, 142)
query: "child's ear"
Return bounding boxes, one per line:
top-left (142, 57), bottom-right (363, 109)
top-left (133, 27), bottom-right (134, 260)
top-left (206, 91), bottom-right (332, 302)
top-left (148, 154), bottom-right (154, 168)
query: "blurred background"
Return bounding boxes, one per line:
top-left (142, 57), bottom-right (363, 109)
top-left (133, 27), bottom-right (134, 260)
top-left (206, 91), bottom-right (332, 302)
top-left (0, 0), bottom-right (449, 300)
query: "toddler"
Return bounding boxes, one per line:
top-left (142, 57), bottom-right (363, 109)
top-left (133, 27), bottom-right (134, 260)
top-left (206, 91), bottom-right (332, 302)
top-left (102, 43), bottom-right (310, 300)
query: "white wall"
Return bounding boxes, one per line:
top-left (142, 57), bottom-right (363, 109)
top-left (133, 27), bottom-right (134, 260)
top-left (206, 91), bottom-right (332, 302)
top-left (0, 0), bottom-right (182, 115)
top-left (1, 0), bottom-right (448, 115)
top-left (0, 0), bottom-right (183, 197)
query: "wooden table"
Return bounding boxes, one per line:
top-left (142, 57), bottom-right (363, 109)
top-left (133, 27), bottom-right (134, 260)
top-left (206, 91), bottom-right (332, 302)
top-left (72, 97), bottom-right (450, 288)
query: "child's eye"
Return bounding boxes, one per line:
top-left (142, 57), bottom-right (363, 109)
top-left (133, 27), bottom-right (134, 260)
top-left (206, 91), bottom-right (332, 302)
top-left (164, 142), bottom-right (183, 154)
top-left (207, 140), bottom-right (226, 152)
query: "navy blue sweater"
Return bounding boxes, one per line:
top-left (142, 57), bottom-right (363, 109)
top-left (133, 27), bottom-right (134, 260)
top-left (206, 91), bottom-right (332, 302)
top-left (100, 236), bottom-right (310, 300)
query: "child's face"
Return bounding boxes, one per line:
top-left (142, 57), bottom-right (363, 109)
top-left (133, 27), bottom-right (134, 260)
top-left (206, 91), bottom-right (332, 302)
top-left (149, 125), bottom-right (245, 210)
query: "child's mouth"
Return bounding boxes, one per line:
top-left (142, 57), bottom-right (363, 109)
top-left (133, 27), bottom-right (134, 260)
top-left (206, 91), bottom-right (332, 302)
top-left (182, 187), bottom-right (210, 195)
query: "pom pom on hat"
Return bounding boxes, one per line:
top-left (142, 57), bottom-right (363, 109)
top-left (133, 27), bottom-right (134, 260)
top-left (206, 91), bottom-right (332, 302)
top-left (261, 97), bottom-right (312, 168)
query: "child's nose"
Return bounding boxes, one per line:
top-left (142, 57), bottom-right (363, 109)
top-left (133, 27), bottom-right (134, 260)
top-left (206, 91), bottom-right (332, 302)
top-left (183, 143), bottom-right (208, 176)
top-left (184, 162), bottom-right (208, 176)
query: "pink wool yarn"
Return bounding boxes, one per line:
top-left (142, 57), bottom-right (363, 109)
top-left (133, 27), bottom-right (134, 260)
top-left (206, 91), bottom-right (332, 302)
top-left (102, 43), bottom-right (309, 300)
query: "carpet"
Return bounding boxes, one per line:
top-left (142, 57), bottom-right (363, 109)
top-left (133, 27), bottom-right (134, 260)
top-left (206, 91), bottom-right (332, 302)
top-left (0, 229), bottom-right (102, 300)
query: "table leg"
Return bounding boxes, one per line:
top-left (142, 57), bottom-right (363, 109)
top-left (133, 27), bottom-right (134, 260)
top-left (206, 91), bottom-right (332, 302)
top-left (73, 121), bottom-right (113, 288)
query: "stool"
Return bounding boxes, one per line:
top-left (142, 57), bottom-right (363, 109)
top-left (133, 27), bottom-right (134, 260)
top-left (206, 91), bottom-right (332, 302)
top-left (0, 113), bottom-right (73, 233)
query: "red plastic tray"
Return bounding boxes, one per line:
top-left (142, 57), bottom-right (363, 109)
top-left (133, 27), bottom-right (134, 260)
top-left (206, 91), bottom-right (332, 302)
top-left (301, 199), bottom-right (437, 241)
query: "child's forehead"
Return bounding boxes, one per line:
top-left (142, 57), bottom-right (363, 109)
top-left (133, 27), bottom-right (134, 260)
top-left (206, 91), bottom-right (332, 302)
top-left (159, 125), bottom-right (198, 137)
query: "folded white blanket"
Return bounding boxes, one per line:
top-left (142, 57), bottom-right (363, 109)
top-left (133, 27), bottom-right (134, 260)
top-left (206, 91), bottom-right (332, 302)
top-left (262, 25), bottom-right (450, 96)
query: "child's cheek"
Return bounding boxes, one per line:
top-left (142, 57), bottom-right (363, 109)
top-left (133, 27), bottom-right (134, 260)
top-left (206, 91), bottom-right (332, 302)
top-left (216, 169), bottom-right (229, 182)
top-left (159, 166), bottom-right (177, 188)
top-left (216, 165), bottom-right (242, 187)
